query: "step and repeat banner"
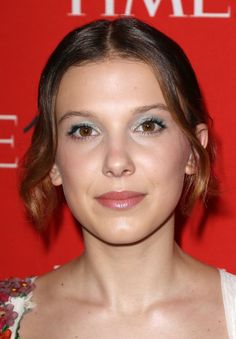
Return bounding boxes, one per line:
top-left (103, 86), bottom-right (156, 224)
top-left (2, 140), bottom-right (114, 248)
top-left (1, 0), bottom-right (236, 277)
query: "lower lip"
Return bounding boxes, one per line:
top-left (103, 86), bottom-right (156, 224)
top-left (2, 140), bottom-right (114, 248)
top-left (95, 195), bottom-right (145, 210)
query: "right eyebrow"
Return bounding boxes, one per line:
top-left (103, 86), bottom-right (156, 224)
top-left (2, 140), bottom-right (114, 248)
top-left (58, 110), bottom-right (96, 124)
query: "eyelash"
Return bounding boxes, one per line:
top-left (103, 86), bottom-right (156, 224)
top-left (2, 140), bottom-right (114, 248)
top-left (133, 117), bottom-right (166, 134)
top-left (67, 117), bottom-right (166, 141)
top-left (67, 123), bottom-right (99, 141)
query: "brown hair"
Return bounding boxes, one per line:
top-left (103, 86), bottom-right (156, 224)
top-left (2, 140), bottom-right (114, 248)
top-left (20, 17), bottom-right (215, 226)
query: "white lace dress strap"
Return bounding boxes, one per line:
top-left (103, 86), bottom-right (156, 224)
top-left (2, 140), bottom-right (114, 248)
top-left (220, 269), bottom-right (236, 339)
top-left (0, 277), bottom-right (36, 339)
top-left (10, 289), bottom-right (35, 338)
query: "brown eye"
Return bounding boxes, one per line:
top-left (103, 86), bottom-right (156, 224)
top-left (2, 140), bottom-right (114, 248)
top-left (79, 126), bottom-right (93, 137)
top-left (134, 117), bottom-right (166, 135)
top-left (141, 122), bottom-right (156, 132)
top-left (68, 124), bottom-right (99, 140)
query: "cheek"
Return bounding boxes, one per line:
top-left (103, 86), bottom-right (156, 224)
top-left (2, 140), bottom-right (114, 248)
top-left (55, 142), bottom-right (102, 195)
top-left (143, 138), bottom-right (189, 171)
top-left (140, 137), bottom-right (190, 192)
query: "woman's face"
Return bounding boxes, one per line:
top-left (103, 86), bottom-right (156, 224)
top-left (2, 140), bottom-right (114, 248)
top-left (51, 59), bottom-right (192, 245)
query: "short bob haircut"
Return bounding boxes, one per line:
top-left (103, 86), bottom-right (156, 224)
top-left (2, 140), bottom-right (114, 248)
top-left (20, 17), bottom-right (215, 226)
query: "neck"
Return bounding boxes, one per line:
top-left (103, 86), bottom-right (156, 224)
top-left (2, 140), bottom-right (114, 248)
top-left (73, 217), bottom-right (187, 313)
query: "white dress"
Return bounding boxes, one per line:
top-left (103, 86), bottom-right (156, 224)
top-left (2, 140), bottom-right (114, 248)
top-left (220, 269), bottom-right (236, 338)
top-left (0, 270), bottom-right (235, 338)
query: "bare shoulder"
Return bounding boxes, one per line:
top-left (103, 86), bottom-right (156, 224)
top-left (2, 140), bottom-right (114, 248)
top-left (18, 259), bottom-right (82, 338)
top-left (172, 251), bottom-right (229, 337)
top-left (179, 251), bottom-right (223, 302)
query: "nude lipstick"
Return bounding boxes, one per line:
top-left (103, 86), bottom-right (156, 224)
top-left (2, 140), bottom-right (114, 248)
top-left (95, 191), bottom-right (146, 210)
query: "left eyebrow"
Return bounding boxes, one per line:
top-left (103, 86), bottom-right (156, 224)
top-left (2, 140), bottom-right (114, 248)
top-left (131, 103), bottom-right (169, 115)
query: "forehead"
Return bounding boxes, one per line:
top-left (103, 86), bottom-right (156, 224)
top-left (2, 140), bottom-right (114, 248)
top-left (55, 59), bottom-right (167, 116)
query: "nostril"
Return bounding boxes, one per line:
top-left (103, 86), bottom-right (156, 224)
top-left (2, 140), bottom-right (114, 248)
top-left (103, 166), bottom-right (135, 178)
top-left (123, 168), bottom-right (132, 175)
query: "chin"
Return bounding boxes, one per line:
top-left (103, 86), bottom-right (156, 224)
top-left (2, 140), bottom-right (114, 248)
top-left (82, 223), bottom-right (160, 247)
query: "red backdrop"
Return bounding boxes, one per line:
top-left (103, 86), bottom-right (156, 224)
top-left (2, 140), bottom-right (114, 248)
top-left (1, 0), bottom-right (236, 278)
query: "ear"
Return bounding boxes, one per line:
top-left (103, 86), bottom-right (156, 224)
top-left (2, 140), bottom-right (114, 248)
top-left (185, 123), bottom-right (208, 175)
top-left (49, 163), bottom-right (62, 186)
top-left (195, 123), bottom-right (208, 149)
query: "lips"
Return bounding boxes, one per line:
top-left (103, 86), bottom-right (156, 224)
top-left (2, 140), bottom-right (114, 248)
top-left (95, 191), bottom-right (146, 210)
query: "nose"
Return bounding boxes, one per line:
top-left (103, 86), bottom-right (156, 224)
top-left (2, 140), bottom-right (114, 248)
top-left (102, 140), bottom-right (135, 178)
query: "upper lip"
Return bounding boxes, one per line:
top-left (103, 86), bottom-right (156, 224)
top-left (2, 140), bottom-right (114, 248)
top-left (95, 191), bottom-right (146, 200)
